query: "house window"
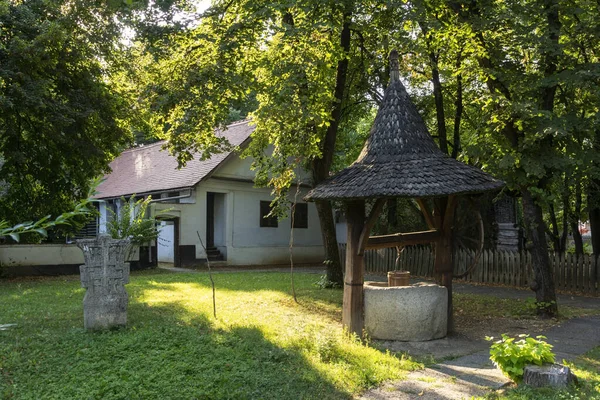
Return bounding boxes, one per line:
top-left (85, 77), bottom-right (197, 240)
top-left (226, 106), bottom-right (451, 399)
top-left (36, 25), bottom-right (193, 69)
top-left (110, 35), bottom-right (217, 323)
top-left (292, 203), bottom-right (308, 229)
top-left (260, 201), bottom-right (278, 228)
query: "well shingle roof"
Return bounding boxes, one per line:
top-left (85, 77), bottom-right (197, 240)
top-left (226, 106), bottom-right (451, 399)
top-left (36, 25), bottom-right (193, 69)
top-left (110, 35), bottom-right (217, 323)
top-left (305, 53), bottom-right (503, 201)
top-left (96, 120), bottom-right (254, 199)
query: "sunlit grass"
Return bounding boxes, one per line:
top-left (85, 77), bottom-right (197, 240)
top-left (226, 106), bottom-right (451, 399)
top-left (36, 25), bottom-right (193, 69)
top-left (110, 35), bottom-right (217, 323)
top-left (0, 270), bottom-right (420, 399)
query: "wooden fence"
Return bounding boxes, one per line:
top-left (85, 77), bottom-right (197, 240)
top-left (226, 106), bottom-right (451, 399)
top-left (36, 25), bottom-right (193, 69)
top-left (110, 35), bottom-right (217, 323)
top-left (337, 244), bottom-right (600, 296)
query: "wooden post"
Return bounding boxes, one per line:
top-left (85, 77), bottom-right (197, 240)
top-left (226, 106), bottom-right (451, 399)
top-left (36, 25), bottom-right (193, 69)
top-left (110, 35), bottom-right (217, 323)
top-left (343, 200), bottom-right (366, 337)
top-left (433, 196), bottom-right (456, 333)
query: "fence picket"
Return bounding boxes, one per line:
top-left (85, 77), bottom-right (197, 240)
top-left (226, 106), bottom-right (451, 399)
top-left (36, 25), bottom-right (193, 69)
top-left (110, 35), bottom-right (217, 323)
top-left (334, 240), bottom-right (598, 296)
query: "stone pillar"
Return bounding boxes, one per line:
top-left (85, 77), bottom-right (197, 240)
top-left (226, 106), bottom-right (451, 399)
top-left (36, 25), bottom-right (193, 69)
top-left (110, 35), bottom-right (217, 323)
top-left (77, 235), bottom-right (130, 330)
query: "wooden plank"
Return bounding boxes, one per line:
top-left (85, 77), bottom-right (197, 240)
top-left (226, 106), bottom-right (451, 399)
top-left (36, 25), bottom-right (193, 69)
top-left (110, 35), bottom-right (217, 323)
top-left (572, 253), bottom-right (577, 292)
top-left (593, 256), bottom-right (599, 295)
top-left (417, 247), bottom-right (424, 277)
top-left (552, 252), bottom-right (558, 291)
top-left (357, 199), bottom-right (385, 256)
top-left (506, 251), bottom-right (512, 286)
top-left (399, 247), bottom-right (406, 272)
top-left (558, 253), bottom-right (564, 292)
top-left (416, 199), bottom-right (435, 229)
top-left (550, 252), bottom-right (556, 291)
top-left (477, 249), bottom-right (483, 283)
top-left (481, 249), bottom-right (487, 284)
top-left (580, 255), bottom-right (586, 293)
top-left (502, 251), bottom-right (508, 285)
top-left (516, 252), bottom-right (522, 287)
top-left (558, 252), bottom-right (564, 292)
top-left (429, 245), bottom-right (433, 277)
top-left (366, 230), bottom-right (440, 250)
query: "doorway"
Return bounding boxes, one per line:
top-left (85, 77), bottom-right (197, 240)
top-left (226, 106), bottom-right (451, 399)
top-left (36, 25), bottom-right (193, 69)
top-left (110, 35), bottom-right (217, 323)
top-left (206, 192), bottom-right (226, 260)
top-left (157, 218), bottom-right (180, 266)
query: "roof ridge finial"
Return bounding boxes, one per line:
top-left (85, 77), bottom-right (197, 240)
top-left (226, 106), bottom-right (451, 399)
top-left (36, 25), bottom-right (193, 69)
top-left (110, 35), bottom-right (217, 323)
top-left (389, 49), bottom-right (400, 83)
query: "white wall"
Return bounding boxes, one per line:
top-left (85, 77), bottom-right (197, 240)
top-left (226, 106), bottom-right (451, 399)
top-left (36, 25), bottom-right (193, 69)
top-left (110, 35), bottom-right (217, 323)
top-left (0, 243), bottom-right (139, 267)
top-left (197, 178), bottom-right (325, 265)
top-left (214, 147), bottom-right (313, 183)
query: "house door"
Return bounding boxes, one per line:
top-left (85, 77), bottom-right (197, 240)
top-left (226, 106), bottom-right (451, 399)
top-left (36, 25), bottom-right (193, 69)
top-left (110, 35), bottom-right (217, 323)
top-left (206, 192), bottom-right (215, 248)
top-left (157, 218), bottom-right (180, 266)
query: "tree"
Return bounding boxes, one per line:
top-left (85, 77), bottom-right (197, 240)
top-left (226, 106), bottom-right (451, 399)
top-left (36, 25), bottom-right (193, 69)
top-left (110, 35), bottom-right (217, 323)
top-left (0, 1), bottom-right (128, 227)
top-left (0, 0), bottom-right (190, 228)
top-left (444, 0), bottom-right (600, 316)
top-left (137, 0), bottom-right (405, 286)
top-left (132, 0), bottom-right (599, 308)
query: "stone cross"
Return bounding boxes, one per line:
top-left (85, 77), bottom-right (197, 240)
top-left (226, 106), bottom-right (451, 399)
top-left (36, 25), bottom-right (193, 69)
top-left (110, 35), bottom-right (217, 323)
top-left (77, 235), bottom-right (131, 330)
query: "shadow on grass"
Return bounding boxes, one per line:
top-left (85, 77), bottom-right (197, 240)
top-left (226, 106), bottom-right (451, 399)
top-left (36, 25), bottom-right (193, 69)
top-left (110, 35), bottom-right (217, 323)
top-left (1, 299), bottom-right (348, 400)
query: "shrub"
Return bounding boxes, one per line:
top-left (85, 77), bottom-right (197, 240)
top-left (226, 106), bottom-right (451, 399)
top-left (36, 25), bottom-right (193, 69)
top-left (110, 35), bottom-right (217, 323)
top-left (488, 334), bottom-right (555, 383)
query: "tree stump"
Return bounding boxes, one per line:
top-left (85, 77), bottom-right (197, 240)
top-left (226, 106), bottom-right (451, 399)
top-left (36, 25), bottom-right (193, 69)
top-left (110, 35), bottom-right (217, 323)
top-left (523, 364), bottom-right (578, 388)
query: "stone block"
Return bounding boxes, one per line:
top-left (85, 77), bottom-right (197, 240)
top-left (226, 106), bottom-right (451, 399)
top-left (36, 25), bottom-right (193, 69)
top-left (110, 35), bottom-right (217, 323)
top-left (364, 282), bottom-right (447, 341)
top-left (77, 235), bottom-right (130, 330)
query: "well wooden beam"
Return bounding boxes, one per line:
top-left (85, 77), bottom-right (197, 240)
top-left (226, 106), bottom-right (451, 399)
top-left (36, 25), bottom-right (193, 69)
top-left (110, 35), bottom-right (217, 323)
top-left (432, 195), bottom-right (457, 333)
top-left (357, 198), bottom-right (385, 256)
top-left (416, 198), bottom-right (435, 230)
top-left (343, 200), bottom-right (366, 337)
top-left (365, 229), bottom-right (440, 250)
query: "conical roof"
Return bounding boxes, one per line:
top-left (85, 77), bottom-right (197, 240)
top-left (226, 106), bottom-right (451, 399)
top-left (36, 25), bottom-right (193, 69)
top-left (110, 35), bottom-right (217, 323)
top-left (305, 51), bottom-right (503, 201)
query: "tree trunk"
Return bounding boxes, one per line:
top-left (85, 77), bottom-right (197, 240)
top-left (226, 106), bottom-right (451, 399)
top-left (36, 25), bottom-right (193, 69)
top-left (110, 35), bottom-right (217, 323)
top-left (522, 187), bottom-right (558, 317)
top-left (314, 200), bottom-right (343, 285)
top-left (310, 3), bottom-right (353, 287)
top-left (451, 52), bottom-right (463, 159)
top-left (548, 203), bottom-right (562, 253)
top-left (420, 21), bottom-right (448, 155)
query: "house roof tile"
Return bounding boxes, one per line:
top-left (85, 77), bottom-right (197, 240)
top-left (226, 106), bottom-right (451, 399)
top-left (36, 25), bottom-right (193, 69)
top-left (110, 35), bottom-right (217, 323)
top-left (96, 120), bottom-right (254, 199)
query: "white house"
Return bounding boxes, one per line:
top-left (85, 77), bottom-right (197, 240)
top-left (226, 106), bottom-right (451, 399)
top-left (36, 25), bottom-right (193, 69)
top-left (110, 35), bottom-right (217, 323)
top-left (95, 120), bottom-right (325, 267)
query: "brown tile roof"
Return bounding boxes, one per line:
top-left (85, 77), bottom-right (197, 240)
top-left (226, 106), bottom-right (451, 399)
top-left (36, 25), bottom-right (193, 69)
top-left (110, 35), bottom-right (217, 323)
top-left (96, 120), bottom-right (254, 199)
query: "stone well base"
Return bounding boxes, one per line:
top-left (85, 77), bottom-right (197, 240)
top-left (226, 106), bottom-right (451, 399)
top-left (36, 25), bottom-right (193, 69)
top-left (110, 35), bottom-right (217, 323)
top-left (364, 281), bottom-right (448, 341)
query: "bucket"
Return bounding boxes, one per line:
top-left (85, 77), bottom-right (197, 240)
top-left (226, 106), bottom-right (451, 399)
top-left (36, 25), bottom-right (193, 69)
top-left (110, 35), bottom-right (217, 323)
top-left (388, 271), bottom-right (410, 287)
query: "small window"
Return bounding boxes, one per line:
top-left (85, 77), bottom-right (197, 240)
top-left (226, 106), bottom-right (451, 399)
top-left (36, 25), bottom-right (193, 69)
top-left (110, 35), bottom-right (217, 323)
top-left (292, 203), bottom-right (308, 229)
top-left (260, 201), bottom-right (278, 228)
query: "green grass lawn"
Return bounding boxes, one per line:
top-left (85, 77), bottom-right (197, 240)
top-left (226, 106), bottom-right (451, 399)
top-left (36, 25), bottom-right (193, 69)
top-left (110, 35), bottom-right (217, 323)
top-left (0, 270), bottom-right (419, 399)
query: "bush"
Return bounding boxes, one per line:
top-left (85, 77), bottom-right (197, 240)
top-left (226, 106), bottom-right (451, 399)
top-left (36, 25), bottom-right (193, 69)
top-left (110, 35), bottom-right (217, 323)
top-left (488, 334), bottom-right (556, 383)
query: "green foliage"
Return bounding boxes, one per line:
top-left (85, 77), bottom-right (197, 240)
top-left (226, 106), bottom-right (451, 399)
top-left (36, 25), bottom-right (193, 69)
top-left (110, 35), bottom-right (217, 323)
top-left (0, 180), bottom-right (98, 242)
top-left (0, 0), bottom-right (191, 226)
top-left (488, 334), bottom-right (556, 383)
top-left (107, 196), bottom-right (163, 246)
top-left (0, 271), bottom-right (421, 398)
top-left (314, 273), bottom-right (343, 289)
top-left (0, 1), bottom-right (130, 225)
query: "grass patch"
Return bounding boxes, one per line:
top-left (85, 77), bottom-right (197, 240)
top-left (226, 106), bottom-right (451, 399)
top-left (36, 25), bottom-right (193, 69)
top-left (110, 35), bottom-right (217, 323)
top-left (482, 346), bottom-right (600, 400)
top-left (0, 271), bottom-right (420, 399)
top-left (454, 293), bottom-right (600, 320)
